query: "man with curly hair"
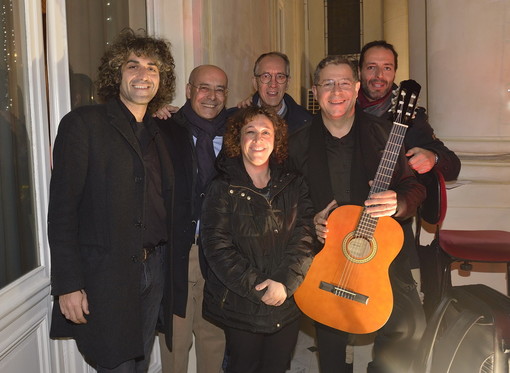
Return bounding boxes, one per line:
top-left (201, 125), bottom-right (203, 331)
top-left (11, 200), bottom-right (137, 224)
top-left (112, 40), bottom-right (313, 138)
top-left (48, 29), bottom-right (176, 372)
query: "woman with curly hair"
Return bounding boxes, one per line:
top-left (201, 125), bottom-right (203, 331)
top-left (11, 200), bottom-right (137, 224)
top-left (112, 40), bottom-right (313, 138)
top-left (200, 106), bottom-right (316, 373)
top-left (48, 28), bottom-right (176, 372)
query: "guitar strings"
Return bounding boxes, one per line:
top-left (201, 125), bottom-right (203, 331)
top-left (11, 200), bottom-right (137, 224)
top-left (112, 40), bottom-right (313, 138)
top-left (334, 119), bottom-right (408, 296)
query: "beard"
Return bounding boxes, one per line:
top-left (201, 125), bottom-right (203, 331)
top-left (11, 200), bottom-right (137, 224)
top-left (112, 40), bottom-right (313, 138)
top-left (361, 79), bottom-right (391, 101)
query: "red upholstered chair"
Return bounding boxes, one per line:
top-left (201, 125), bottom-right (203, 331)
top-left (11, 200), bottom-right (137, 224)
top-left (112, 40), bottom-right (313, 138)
top-left (417, 169), bottom-right (510, 318)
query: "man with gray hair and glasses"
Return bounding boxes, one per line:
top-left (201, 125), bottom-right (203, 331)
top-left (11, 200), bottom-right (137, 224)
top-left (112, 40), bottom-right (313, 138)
top-left (241, 51), bottom-right (311, 134)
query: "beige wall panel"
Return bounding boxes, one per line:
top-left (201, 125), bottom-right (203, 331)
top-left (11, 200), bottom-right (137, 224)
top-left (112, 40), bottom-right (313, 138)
top-left (363, 0), bottom-right (383, 44)
top-left (307, 0), bottom-right (326, 77)
top-left (427, 0), bottom-right (510, 140)
top-left (383, 0), bottom-right (409, 83)
top-left (205, 0), bottom-right (274, 106)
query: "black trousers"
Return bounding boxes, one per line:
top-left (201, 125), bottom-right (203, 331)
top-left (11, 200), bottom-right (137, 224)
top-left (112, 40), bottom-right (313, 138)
top-left (224, 318), bottom-right (300, 373)
top-left (316, 253), bottom-right (426, 373)
top-left (96, 246), bottom-right (165, 373)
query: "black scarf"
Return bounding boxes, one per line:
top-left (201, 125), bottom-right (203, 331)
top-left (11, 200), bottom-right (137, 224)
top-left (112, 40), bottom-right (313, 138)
top-left (357, 85), bottom-right (396, 118)
top-left (182, 100), bottom-right (227, 197)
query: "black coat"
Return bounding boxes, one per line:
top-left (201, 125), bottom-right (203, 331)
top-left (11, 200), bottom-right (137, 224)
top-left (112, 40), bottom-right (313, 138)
top-left (48, 99), bottom-right (174, 368)
top-left (288, 108), bottom-right (426, 284)
top-left (251, 92), bottom-right (312, 134)
top-left (289, 108), bottom-right (426, 218)
top-left (201, 156), bottom-right (315, 333)
top-left (157, 109), bottom-right (197, 316)
top-left (360, 84), bottom-right (461, 181)
top-left (156, 109), bottom-right (205, 351)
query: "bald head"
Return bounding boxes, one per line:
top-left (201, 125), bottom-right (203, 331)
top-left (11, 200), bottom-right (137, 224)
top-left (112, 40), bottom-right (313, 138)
top-left (189, 65), bottom-right (228, 86)
top-left (186, 65), bottom-right (228, 120)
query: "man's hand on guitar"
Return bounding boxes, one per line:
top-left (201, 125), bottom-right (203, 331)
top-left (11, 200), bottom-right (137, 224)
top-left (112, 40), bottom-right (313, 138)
top-left (364, 190), bottom-right (398, 218)
top-left (255, 279), bottom-right (287, 306)
top-left (406, 147), bottom-right (436, 174)
top-left (314, 200), bottom-right (338, 244)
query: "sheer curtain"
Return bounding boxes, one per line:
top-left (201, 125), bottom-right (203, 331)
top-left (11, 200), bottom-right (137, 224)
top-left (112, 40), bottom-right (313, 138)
top-left (66, 0), bottom-right (147, 109)
top-left (0, 0), bottom-right (38, 288)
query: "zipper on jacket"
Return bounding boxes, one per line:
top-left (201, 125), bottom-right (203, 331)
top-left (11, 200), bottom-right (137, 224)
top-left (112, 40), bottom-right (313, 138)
top-left (220, 288), bottom-right (229, 309)
top-left (229, 173), bottom-right (296, 207)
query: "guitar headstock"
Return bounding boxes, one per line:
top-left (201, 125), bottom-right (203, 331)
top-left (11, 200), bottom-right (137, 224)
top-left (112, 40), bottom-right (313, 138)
top-left (391, 79), bottom-right (421, 126)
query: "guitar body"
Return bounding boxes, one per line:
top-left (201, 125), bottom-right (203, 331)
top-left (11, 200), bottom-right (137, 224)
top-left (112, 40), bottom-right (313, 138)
top-left (294, 205), bottom-right (404, 334)
top-left (295, 80), bottom-right (420, 334)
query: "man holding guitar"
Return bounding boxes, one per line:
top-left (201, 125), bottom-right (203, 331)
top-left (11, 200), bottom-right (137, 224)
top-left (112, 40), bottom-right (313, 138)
top-left (288, 56), bottom-right (426, 373)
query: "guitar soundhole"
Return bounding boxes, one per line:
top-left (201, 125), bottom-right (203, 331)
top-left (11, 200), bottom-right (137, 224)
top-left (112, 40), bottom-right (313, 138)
top-left (343, 232), bottom-right (377, 264)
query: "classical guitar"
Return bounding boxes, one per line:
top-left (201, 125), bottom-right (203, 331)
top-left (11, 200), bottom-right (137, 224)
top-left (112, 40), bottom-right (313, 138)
top-left (294, 80), bottom-right (421, 334)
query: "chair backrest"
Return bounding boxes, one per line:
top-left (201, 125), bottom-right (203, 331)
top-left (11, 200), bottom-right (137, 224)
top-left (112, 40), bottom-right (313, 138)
top-left (419, 168), bottom-right (448, 226)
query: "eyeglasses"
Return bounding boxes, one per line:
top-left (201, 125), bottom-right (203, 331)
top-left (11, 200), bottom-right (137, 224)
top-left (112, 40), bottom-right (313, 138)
top-left (189, 83), bottom-right (228, 97)
top-left (315, 79), bottom-right (355, 91)
top-left (255, 72), bottom-right (289, 85)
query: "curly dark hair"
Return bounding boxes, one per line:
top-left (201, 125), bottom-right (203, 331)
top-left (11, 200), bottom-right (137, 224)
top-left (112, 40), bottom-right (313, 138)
top-left (95, 28), bottom-right (176, 114)
top-left (223, 106), bottom-right (288, 164)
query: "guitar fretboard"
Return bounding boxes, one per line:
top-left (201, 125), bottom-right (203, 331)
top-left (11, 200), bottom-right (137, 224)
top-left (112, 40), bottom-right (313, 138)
top-left (355, 86), bottom-right (418, 239)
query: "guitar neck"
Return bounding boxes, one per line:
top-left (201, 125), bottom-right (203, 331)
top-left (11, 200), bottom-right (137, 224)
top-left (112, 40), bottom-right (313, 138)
top-left (356, 79), bottom-right (420, 240)
top-left (369, 122), bottom-right (409, 196)
top-left (356, 122), bottom-right (408, 239)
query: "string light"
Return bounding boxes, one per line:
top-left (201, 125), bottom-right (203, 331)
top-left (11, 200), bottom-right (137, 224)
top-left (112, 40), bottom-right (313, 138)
top-left (1, 0), bottom-right (16, 111)
top-left (105, 0), bottom-right (113, 45)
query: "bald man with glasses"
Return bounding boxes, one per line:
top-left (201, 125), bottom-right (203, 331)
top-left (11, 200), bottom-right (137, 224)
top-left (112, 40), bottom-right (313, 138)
top-left (157, 65), bottom-right (230, 373)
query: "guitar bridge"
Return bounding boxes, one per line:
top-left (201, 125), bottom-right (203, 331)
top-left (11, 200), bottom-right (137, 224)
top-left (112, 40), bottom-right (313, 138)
top-left (319, 281), bottom-right (369, 305)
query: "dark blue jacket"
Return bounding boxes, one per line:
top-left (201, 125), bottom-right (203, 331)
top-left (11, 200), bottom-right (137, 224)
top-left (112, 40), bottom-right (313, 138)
top-left (251, 92), bottom-right (312, 134)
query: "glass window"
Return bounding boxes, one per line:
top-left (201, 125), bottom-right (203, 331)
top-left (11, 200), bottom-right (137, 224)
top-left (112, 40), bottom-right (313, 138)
top-left (0, 0), bottom-right (38, 288)
top-left (66, 0), bottom-right (147, 109)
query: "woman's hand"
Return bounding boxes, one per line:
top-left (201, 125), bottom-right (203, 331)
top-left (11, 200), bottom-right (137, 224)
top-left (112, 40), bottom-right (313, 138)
top-left (255, 279), bottom-right (287, 306)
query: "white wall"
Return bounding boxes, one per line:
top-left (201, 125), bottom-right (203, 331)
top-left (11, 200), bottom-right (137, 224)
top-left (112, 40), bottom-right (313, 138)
top-left (153, 0), bottom-right (309, 107)
top-left (419, 0), bottom-right (510, 292)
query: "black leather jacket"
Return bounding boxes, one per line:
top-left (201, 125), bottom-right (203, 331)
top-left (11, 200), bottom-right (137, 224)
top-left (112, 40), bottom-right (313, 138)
top-left (360, 84), bottom-right (461, 181)
top-left (251, 92), bottom-right (312, 134)
top-left (201, 155), bottom-right (315, 333)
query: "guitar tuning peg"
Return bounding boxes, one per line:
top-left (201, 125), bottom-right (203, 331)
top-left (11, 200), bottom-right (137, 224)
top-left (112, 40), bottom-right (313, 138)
top-left (411, 98), bottom-right (421, 119)
top-left (389, 99), bottom-right (397, 113)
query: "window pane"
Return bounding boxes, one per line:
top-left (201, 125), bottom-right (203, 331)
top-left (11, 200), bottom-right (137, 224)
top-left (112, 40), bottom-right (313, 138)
top-left (327, 0), bottom-right (361, 55)
top-left (66, 0), bottom-right (147, 109)
top-left (0, 0), bottom-right (39, 288)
